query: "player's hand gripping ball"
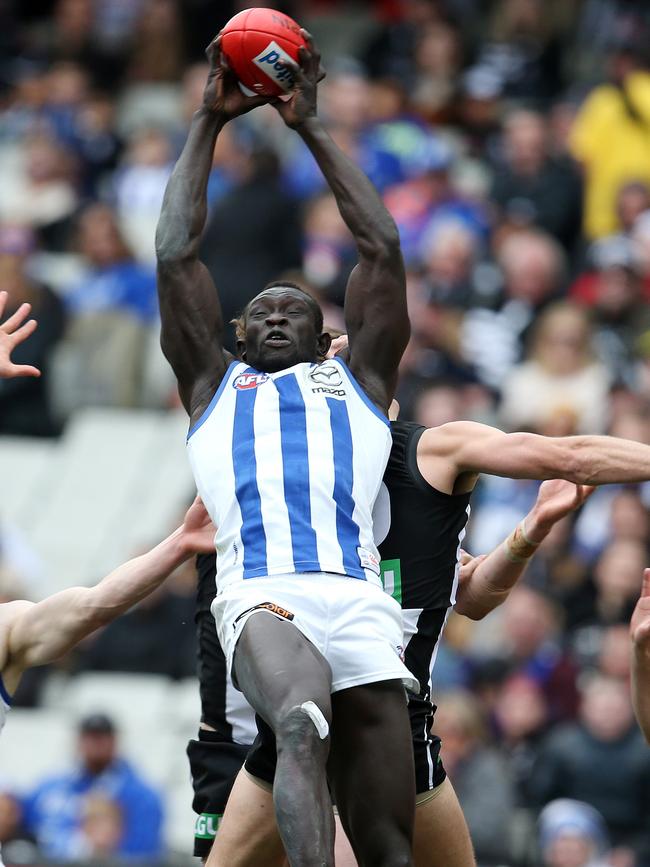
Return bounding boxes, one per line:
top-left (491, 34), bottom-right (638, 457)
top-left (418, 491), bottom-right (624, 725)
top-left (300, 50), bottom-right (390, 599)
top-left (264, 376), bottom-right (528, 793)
top-left (220, 8), bottom-right (307, 97)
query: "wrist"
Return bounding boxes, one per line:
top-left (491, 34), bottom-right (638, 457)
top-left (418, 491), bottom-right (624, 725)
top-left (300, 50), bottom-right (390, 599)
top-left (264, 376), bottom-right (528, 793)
top-left (523, 509), bottom-right (553, 545)
top-left (196, 106), bottom-right (227, 128)
top-left (503, 520), bottom-right (541, 563)
top-left (164, 526), bottom-right (194, 568)
top-left (294, 113), bottom-right (321, 135)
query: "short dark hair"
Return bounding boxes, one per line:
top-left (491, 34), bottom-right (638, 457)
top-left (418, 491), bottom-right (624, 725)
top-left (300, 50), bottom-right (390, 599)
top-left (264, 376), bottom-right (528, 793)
top-left (232, 281), bottom-right (324, 342)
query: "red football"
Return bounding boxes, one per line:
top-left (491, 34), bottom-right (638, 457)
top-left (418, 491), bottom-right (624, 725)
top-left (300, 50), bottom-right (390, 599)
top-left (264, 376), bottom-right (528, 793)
top-left (221, 8), bottom-right (307, 98)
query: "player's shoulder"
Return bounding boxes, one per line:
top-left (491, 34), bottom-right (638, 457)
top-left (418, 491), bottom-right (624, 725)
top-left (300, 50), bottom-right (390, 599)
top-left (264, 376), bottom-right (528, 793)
top-left (418, 420), bottom-right (491, 456)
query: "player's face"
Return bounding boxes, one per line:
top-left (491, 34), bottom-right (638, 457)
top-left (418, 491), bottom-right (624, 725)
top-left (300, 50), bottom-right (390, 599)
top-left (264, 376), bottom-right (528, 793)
top-left (240, 289), bottom-right (325, 372)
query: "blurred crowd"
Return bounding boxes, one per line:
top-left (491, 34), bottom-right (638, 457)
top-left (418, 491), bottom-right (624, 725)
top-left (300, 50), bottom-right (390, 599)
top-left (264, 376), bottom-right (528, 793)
top-left (1, 0), bottom-right (650, 864)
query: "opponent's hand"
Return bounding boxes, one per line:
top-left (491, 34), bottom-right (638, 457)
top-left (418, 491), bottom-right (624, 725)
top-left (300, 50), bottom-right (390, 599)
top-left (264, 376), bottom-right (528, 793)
top-left (273, 30), bottom-right (325, 129)
top-left (179, 497), bottom-right (216, 554)
top-left (203, 35), bottom-right (269, 120)
top-left (631, 568), bottom-right (650, 655)
top-left (326, 334), bottom-right (348, 359)
top-left (458, 550), bottom-right (487, 588)
top-left (526, 478), bottom-right (595, 542)
top-left (0, 291), bottom-right (40, 379)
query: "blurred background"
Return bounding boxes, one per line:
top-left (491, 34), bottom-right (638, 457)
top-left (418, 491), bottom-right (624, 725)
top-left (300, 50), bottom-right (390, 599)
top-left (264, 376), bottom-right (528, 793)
top-left (0, 0), bottom-right (650, 865)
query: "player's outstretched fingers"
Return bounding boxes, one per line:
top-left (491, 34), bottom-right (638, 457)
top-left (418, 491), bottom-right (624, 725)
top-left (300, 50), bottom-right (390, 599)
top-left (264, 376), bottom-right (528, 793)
top-left (11, 317), bottom-right (38, 346)
top-left (1, 301), bottom-right (30, 333)
top-left (0, 290), bottom-right (7, 319)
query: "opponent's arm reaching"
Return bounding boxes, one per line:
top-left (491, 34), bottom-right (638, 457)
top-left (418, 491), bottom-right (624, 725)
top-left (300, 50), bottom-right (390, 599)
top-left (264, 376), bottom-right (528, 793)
top-left (2, 499), bottom-right (215, 692)
top-left (419, 420), bottom-right (650, 493)
top-left (631, 569), bottom-right (650, 744)
top-left (0, 291), bottom-right (40, 379)
top-left (455, 479), bottom-right (593, 620)
top-left (275, 33), bottom-right (408, 411)
top-left (155, 38), bottom-right (267, 422)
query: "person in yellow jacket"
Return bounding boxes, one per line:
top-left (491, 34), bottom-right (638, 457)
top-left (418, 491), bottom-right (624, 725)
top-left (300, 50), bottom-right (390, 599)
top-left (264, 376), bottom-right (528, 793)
top-left (571, 38), bottom-right (650, 240)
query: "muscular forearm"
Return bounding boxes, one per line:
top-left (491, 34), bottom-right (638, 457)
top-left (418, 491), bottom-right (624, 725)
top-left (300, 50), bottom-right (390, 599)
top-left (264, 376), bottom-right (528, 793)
top-left (11, 529), bottom-right (192, 670)
top-left (297, 117), bottom-right (399, 255)
top-left (632, 645), bottom-right (650, 744)
top-left (455, 510), bottom-right (550, 620)
top-left (570, 435), bottom-right (650, 485)
top-left (87, 528), bottom-right (190, 618)
top-left (155, 109), bottom-right (224, 263)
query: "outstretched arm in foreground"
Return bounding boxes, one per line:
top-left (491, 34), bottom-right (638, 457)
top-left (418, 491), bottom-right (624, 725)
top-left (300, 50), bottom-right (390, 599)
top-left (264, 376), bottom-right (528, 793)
top-left (275, 34), bottom-right (408, 411)
top-left (420, 420), bottom-right (650, 492)
top-left (5, 499), bottom-right (215, 686)
top-left (455, 480), bottom-right (594, 620)
top-left (155, 37), bottom-right (267, 419)
top-left (0, 291), bottom-right (40, 379)
top-left (631, 569), bottom-right (650, 744)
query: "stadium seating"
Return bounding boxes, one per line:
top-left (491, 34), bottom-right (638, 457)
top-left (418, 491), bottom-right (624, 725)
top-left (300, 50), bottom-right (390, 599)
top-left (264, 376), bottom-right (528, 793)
top-left (0, 408), bottom-right (194, 595)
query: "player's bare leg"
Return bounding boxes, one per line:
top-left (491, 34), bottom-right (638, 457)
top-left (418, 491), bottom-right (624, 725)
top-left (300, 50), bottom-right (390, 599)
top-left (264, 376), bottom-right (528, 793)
top-left (333, 779), bottom-right (474, 867)
top-left (330, 681), bottom-right (415, 867)
top-left (207, 769), bottom-right (286, 867)
top-left (233, 613), bottom-right (335, 867)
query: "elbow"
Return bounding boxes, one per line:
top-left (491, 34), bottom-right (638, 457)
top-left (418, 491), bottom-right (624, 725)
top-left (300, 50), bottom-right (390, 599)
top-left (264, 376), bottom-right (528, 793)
top-left (155, 225), bottom-right (197, 267)
top-left (359, 222), bottom-right (402, 261)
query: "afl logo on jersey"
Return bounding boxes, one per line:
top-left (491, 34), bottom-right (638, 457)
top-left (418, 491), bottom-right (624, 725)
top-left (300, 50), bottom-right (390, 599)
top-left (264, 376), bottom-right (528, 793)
top-left (233, 372), bottom-right (269, 390)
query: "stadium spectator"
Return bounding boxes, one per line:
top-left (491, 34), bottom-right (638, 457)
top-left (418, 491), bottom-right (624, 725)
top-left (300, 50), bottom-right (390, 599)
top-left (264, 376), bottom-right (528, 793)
top-left (567, 539), bottom-right (647, 632)
top-left (529, 675), bottom-right (650, 862)
top-left (538, 799), bottom-right (612, 867)
top-left (24, 713), bottom-right (163, 860)
top-left (0, 131), bottom-right (79, 251)
top-left (471, 585), bottom-right (580, 723)
top-left (499, 302), bottom-right (611, 435)
top-left (490, 108), bottom-right (582, 251)
top-left (461, 229), bottom-right (566, 389)
top-left (75, 794), bottom-right (124, 860)
top-left (433, 690), bottom-right (516, 866)
top-left (65, 203), bottom-right (157, 320)
top-left (493, 674), bottom-right (549, 805)
top-left (0, 226), bottom-right (66, 436)
top-left (570, 32), bottom-right (650, 240)
top-left (112, 126), bottom-right (174, 262)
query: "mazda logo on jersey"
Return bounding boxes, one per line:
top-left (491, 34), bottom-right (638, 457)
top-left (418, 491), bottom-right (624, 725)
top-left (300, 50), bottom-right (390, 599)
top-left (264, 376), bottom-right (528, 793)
top-left (309, 363), bottom-right (343, 387)
top-left (233, 372), bottom-right (269, 390)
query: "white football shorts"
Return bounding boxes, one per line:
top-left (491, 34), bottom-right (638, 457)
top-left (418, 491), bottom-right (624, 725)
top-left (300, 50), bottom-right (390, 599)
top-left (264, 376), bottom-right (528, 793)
top-left (212, 572), bottom-right (419, 695)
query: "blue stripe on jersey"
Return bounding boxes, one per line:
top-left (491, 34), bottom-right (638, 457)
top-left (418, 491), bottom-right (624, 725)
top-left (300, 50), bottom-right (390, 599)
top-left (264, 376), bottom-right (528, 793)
top-left (0, 673), bottom-right (12, 706)
top-left (232, 374), bottom-right (268, 579)
top-left (188, 360), bottom-right (240, 440)
top-left (331, 358), bottom-right (390, 427)
top-left (275, 375), bottom-right (320, 570)
top-left (327, 397), bottom-right (365, 580)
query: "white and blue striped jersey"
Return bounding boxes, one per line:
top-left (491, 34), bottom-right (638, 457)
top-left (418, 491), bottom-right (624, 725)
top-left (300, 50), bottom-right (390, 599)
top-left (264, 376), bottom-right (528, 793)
top-left (187, 357), bottom-right (391, 593)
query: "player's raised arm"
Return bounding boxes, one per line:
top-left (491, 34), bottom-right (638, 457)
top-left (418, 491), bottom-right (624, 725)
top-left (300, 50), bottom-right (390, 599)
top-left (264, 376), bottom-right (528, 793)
top-left (155, 37), bottom-right (267, 420)
top-left (274, 33), bottom-right (408, 412)
top-left (631, 569), bottom-right (650, 744)
top-left (419, 421), bottom-right (650, 491)
top-left (4, 500), bottom-right (215, 687)
top-left (455, 480), bottom-right (593, 620)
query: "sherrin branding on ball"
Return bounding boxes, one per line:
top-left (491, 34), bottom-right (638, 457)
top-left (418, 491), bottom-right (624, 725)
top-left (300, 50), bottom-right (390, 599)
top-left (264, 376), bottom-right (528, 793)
top-left (221, 8), bottom-right (307, 97)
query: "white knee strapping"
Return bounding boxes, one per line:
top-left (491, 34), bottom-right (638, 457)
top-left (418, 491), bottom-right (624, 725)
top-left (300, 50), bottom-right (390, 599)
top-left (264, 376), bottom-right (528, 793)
top-left (299, 700), bottom-right (329, 739)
